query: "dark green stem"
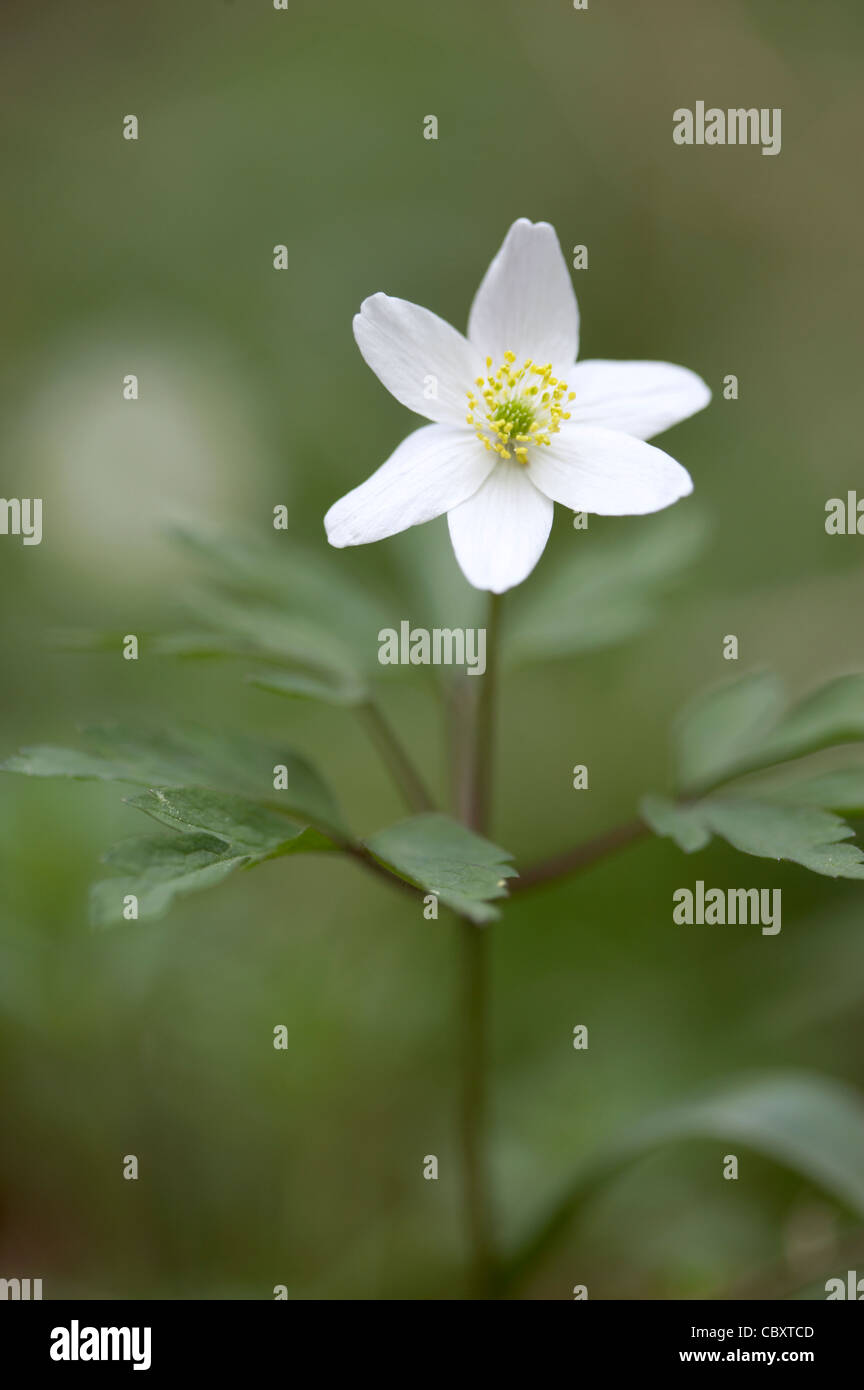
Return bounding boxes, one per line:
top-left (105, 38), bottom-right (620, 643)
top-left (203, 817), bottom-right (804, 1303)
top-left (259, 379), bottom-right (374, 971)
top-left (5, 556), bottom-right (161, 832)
top-left (357, 699), bottom-right (436, 814)
top-left (454, 591), bottom-right (501, 1298)
top-left (459, 917), bottom-right (493, 1297)
top-left (512, 818), bottom-right (648, 892)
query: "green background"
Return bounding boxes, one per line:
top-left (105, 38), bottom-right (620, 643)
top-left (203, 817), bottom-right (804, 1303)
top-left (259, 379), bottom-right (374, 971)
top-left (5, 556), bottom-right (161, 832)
top-left (2, 0), bottom-right (863, 1298)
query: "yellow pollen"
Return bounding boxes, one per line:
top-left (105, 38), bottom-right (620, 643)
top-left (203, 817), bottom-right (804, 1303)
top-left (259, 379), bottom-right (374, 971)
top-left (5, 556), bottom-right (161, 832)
top-left (466, 350), bottom-right (571, 465)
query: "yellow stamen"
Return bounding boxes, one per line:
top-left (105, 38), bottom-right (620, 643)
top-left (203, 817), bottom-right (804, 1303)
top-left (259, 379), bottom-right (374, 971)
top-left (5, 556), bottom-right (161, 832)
top-left (465, 349), bottom-right (572, 465)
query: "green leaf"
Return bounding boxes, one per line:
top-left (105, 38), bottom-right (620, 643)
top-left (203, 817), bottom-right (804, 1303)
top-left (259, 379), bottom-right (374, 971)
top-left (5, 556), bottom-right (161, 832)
top-left (673, 672), bottom-right (864, 794)
top-left (751, 767), bottom-right (864, 814)
top-left (55, 621), bottom-right (373, 709)
top-left (674, 672), bottom-right (784, 792)
top-left (91, 788), bottom-right (338, 928)
top-left (2, 724), bottom-right (344, 833)
top-left (51, 628), bottom-right (137, 654)
top-left (148, 632), bottom-right (260, 661)
top-left (505, 508), bottom-right (706, 664)
top-left (171, 523), bottom-right (391, 675)
top-left (1, 746), bottom-right (128, 782)
top-left (90, 832), bottom-right (248, 929)
top-left (125, 787), bottom-right (338, 856)
top-left (502, 1071), bottom-right (864, 1293)
top-left (700, 800), bottom-right (864, 878)
top-left (364, 813), bottom-right (517, 924)
top-left (54, 627), bottom-right (299, 663)
top-left (757, 675), bottom-right (864, 767)
top-left (641, 793), bottom-right (864, 878)
top-left (639, 793), bottom-right (711, 852)
top-left (182, 589), bottom-right (366, 686)
top-left (659, 672), bottom-right (864, 874)
top-left (57, 599), bottom-right (374, 707)
top-left (247, 668), bottom-right (367, 708)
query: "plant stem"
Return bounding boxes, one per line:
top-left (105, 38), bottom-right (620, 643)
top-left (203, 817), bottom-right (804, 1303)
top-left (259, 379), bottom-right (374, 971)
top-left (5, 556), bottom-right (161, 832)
top-left (459, 917), bottom-right (493, 1296)
top-left (342, 840), bottom-right (425, 903)
top-left (511, 764), bottom-right (770, 895)
top-left (455, 591), bottom-right (501, 1298)
top-left (459, 593), bottom-right (501, 834)
top-left (512, 817), bottom-right (648, 892)
top-left (357, 699), bottom-right (436, 814)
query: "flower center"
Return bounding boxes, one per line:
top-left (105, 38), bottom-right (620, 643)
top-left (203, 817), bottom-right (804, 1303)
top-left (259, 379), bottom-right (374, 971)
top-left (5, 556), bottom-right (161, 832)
top-left (466, 350), bottom-right (574, 464)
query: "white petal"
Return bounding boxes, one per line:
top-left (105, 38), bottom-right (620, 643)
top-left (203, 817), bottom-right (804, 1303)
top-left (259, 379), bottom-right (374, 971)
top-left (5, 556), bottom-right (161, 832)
top-left (468, 219), bottom-right (579, 368)
top-left (354, 293), bottom-right (481, 425)
top-left (566, 359), bottom-right (711, 440)
top-left (325, 424), bottom-right (494, 548)
top-left (528, 425), bottom-right (693, 516)
top-left (447, 462), bottom-right (553, 593)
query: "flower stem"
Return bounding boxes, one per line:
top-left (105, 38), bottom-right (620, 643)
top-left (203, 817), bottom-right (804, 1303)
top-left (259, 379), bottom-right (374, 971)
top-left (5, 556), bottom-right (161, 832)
top-left (456, 593), bottom-right (501, 834)
top-left (459, 917), bottom-right (493, 1297)
top-left (357, 699), bottom-right (436, 814)
top-left (455, 591), bottom-right (501, 1298)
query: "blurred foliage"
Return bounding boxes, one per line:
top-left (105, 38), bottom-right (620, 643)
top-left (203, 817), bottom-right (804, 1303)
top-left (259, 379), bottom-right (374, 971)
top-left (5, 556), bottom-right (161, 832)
top-left (643, 671), bottom-right (864, 878)
top-left (2, 0), bottom-right (864, 1300)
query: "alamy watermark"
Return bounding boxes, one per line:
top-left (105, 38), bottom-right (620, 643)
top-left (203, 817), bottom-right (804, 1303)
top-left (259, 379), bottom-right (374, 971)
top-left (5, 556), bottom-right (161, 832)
top-left (50, 1321), bottom-right (151, 1371)
top-left (825, 492), bottom-right (864, 534)
top-left (673, 103), bottom-right (781, 156)
top-left (378, 621), bottom-right (486, 676)
top-left (673, 881), bottom-right (781, 935)
top-left (825, 1270), bottom-right (864, 1299)
top-left (0, 497), bottom-right (42, 545)
top-left (1, 1276), bottom-right (42, 1299)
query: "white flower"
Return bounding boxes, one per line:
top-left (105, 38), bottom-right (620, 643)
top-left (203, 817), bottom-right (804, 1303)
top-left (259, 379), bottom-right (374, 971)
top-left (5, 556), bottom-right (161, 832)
top-left (325, 218), bottom-right (710, 593)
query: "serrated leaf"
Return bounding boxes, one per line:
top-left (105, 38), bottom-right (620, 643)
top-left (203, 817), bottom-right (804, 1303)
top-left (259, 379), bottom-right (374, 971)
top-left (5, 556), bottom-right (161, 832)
top-left (674, 672), bottom-right (784, 792)
top-left (91, 786), bottom-right (337, 928)
top-left (642, 794), bottom-right (864, 878)
top-left (3, 725), bottom-right (344, 833)
top-left (700, 799), bottom-right (864, 877)
top-left (125, 787), bottom-right (338, 855)
top-left (505, 508), bottom-right (706, 664)
top-left (90, 832), bottom-right (247, 929)
top-left (364, 813), bottom-right (517, 924)
top-left (502, 1071), bottom-right (864, 1292)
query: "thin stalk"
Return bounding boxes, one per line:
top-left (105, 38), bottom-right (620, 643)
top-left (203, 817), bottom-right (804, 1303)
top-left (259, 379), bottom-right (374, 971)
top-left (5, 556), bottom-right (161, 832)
top-left (459, 918), bottom-right (493, 1296)
top-left (454, 591), bottom-right (501, 1298)
top-left (511, 758), bottom-right (785, 895)
top-left (512, 817), bottom-right (648, 892)
top-left (357, 699), bottom-right (436, 814)
top-left (342, 840), bottom-right (425, 903)
top-left (459, 593), bottom-right (501, 835)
